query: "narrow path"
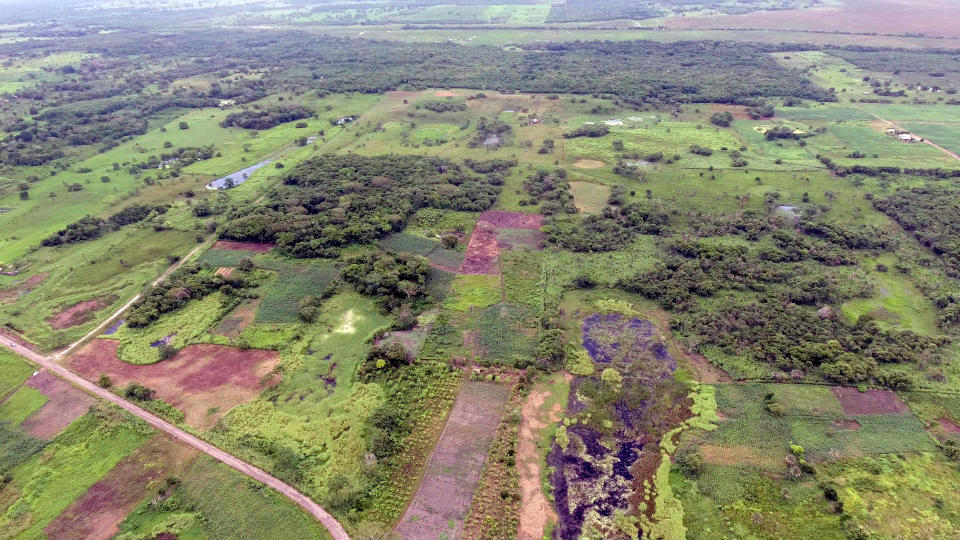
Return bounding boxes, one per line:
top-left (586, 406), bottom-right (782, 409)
top-left (0, 245), bottom-right (350, 540)
top-left (52, 240), bottom-right (209, 361)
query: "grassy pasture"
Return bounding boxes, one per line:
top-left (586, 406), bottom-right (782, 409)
top-left (901, 122), bottom-right (960, 156)
top-left (0, 92), bottom-right (377, 265)
top-left (0, 411), bottom-right (152, 538)
top-left (0, 52), bottom-right (95, 94)
top-left (109, 292), bottom-right (231, 364)
top-left (254, 257), bottom-right (339, 324)
top-left (115, 455), bottom-right (330, 540)
top-left (564, 123), bottom-right (741, 168)
top-left (0, 385), bottom-right (47, 426)
top-left (841, 255), bottom-right (939, 335)
top-left (568, 181), bottom-right (610, 214)
top-left (0, 227), bottom-right (197, 351)
top-left (0, 349), bottom-right (33, 399)
top-left (709, 383), bottom-right (935, 463)
top-left (207, 295), bottom-right (390, 506)
top-left (445, 274), bottom-right (502, 311)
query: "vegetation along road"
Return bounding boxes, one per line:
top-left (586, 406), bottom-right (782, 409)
top-left (0, 267), bottom-right (351, 540)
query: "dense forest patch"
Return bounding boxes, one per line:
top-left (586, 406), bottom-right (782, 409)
top-left (221, 154), bottom-right (508, 257)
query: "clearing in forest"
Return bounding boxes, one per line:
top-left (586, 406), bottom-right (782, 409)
top-left (568, 181), bottom-right (611, 214)
top-left (396, 381), bottom-right (510, 540)
top-left (68, 339), bottom-right (280, 428)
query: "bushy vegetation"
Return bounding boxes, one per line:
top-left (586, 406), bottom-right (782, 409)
top-left (340, 251), bottom-right (431, 314)
top-left (220, 105), bottom-right (313, 130)
top-left (125, 265), bottom-right (253, 327)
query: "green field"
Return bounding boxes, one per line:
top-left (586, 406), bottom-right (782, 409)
top-left (5, 11), bottom-right (960, 538)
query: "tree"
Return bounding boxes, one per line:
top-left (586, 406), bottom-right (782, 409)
top-left (237, 257), bottom-right (254, 272)
top-left (98, 374), bottom-right (112, 388)
top-left (122, 382), bottom-right (154, 401)
top-left (19, 190), bottom-right (28, 200)
top-left (709, 111), bottom-right (733, 127)
top-left (179, 121), bottom-right (189, 130)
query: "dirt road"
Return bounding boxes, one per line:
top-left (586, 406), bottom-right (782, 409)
top-left (0, 244), bottom-right (350, 540)
top-left (859, 106), bottom-right (960, 163)
top-left (53, 240), bottom-right (209, 361)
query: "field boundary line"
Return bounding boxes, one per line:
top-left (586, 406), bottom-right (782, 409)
top-left (392, 368), bottom-right (468, 530)
top-left (0, 335), bottom-right (350, 540)
top-left (51, 239), bottom-right (211, 361)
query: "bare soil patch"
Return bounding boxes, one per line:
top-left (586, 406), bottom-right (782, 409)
top-left (387, 90), bottom-right (420, 99)
top-left (69, 339), bottom-right (280, 429)
top-left (0, 273), bottom-right (47, 303)
top-left (834, 419), bottom-right (862, 430)
top-left (517, 377), bottom-right (567, 540)
top-left (685, 350), bottom-right (733, 383)
top-left (211, 240), bottom-right (276, 253)
top-left (831, 386), bottom-right (909, 415)
top-left (435, 90), bottom-right (457, 97)
top-left (665, 0), bottom-right (960, 39)
top-left (479, 210), bottom-right (544, 230)
top-left (937, 417), bottom-right (960, 435)
top-left (460, 221), bottom-right (500, 275)
top-left (573, 159), bottom-right (604, 169)
top-left (47, 297), bottom-right (112, 330)
top-left (710, 103), bottom-right (754, 120)
top-left (45, 434), bottom-right (197, 540)
top-left (20, 371), bottom-right (96, 439)
top-left (396, 381), bottom-right (510, 540)
top-left (211, 299), bottom-right (260, 338)
top-left (214, 267), bottom-right (234, 277)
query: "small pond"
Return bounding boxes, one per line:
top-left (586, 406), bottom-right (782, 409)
top-left (206, 160), bottom-right (272, 190)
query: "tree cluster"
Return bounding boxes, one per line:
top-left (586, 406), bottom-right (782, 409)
top-left (220, 154), bottom-right (505, 258)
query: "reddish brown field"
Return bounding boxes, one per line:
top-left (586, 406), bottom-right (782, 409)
top-left (211, 240), bottom-right (276, 253)
top-left (47, 298), bottom-right (111, 330)
top-left (937, 418), bottom-right (960, 435)
top-left (0, 273), bottom-right (47, 303)
top-left (45, 434), bottom-right (197, 540)
top-left (20, 371), bottom-right (96, 439)
top-left (214, 266), bottom-right (234, 277)
top-left (831, 386), bottom-right (910, 415)
top-left (396, 381), bottom-right (510, 540)
top-left (460, 221), bottom-right (500, 275)
top-left (665, 0), bottom-right (960, 39)
top-left (710, 104), bottom-right (755, 120)
top-left (479, 211), bottom-right (544, 229)
top-left (516, 377), bottom-right (567, 540)
top-left (69, 339), bottom-right (280, 429)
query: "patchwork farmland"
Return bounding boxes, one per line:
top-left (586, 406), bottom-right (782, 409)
top-left (2, 3), bottom-right (960, 539)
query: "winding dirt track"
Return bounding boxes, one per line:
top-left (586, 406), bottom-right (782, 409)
top-left (0, 246), bottom-right (350, 540)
